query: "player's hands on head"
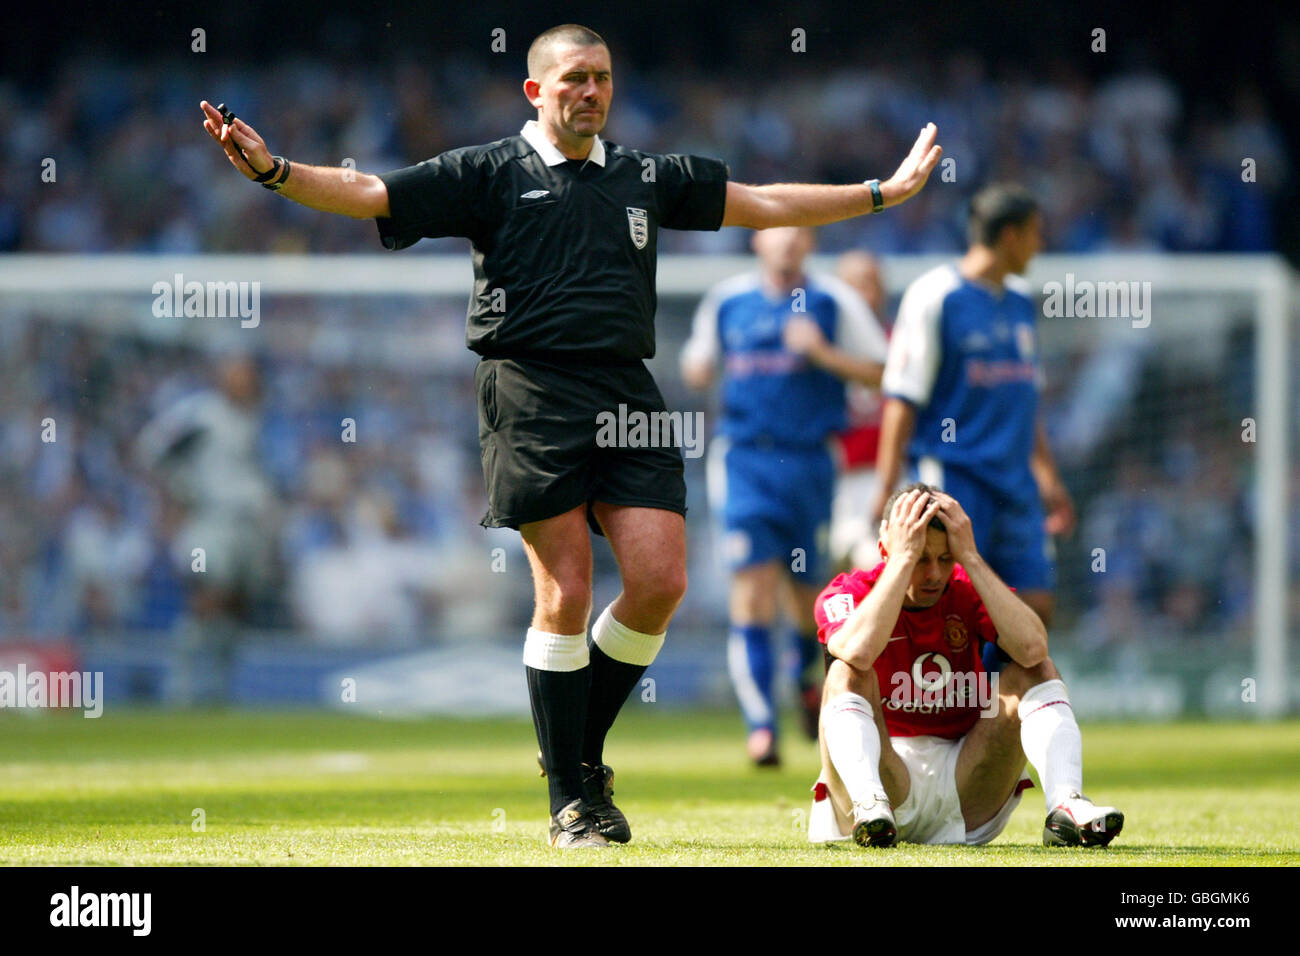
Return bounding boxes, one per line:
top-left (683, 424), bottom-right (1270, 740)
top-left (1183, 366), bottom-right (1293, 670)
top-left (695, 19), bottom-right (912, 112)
top-left (879, 123), bottom-right (942, 208)
top-left (932, 492), bottom-right (977, 564)
top-left (782, 316), bottom-right (828, 357)
top-left (884, 488), bottom-right (941, 566)
top-left (200, 101), bottom-right (275, 180)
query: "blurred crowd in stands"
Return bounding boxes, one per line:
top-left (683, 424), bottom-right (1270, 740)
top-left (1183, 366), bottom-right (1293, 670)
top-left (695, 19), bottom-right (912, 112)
top-left (0, 289), bottom-right (1279, 654)
top-left (0, 54), bottom-right (1285, 256)
top-left (0, 48), bottom-right (1289, 658)
top-left (0, 317), bottom-right (532, 650)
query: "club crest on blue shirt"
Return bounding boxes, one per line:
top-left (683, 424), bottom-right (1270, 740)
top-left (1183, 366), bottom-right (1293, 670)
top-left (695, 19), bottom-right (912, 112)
top-left (627, 207), bottom-right (648, 249)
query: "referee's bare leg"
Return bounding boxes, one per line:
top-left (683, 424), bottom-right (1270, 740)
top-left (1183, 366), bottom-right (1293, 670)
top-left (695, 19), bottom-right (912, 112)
top-left (587, 500), bottom-right (687, 759)
top-left (520, 503), bottom-right (595, 828)
top-left (520, 501), bottom-right (684, 842)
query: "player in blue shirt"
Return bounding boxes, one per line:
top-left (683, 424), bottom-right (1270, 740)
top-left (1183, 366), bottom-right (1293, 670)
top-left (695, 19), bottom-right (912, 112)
top-left (682, 226), bottom-right (888, 765)
top-left (872, 184), bottom-right (1075, 641)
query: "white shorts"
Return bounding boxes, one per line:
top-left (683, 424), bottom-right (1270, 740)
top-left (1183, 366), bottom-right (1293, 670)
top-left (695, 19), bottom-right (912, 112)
top-left (809, 733), bottom-right (1032, 846)
top-left (893, 734), bottom-right (1032, 845)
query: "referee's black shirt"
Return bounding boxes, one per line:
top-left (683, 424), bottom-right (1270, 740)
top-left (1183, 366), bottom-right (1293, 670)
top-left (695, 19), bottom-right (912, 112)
top-left (376, 120), bottom-right (729, 363)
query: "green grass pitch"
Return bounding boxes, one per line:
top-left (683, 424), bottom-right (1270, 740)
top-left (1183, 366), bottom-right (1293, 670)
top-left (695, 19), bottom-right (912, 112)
top-left (1, 709), bottom-right (1297, 865)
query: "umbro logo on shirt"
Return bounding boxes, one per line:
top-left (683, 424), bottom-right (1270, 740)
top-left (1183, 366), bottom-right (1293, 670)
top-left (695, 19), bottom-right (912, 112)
top-left (520, 189), bottom-right (551, 200)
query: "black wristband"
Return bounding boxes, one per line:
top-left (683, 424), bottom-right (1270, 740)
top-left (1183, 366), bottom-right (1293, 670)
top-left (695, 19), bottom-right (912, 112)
top-left (864, 178), bottom-right (884, 213)
top-left (262, 157), bottom-right (291, 191)
top-left (252, 158), bottom-right (281, 184)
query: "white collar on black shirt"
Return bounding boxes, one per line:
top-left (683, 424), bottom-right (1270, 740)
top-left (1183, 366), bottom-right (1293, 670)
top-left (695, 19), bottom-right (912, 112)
top-left (521, 119), bottom-right (606, 167)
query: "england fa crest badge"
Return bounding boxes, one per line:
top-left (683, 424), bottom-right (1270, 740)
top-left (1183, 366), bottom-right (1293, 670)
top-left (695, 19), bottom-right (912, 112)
top-left (627, 207), bottom-right (648, 249)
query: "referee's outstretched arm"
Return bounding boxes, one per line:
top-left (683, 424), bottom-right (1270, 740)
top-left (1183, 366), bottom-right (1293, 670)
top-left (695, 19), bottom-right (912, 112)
top-left (202, 99), bottom-right (941, 231)
top-left (200, 100), bottom-right (390, 219)
top-left (721, 123), bottom-right (942, 229)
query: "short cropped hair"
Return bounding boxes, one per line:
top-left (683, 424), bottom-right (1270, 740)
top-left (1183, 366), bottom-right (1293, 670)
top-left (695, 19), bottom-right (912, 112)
top-left (967, 183), bottom-right (1039, 248)
top-left (881, 481), bottom-right (947, 532)
top-left (527, 24), bottom-right (608, 80)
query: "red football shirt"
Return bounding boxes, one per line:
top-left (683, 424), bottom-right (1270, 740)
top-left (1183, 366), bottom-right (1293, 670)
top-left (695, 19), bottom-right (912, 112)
top-left (815, 562), bottom-right (1000, 739)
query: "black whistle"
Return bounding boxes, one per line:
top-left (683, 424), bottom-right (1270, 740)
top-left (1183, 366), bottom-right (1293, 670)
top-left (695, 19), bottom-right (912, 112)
top-left (213, 102), bottom-right (255, 169)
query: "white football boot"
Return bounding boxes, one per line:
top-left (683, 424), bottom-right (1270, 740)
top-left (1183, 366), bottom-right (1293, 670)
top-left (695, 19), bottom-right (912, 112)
top-left (851, 796), bottom-right (898, 848)
top-left (1043, 791), bottom-right (1124, 847)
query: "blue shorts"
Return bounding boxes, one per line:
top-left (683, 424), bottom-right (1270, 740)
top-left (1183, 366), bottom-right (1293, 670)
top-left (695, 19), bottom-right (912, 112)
top-left (708, 439), bottom-right (833, 583)
top-left (911, 458), bottom-right (1055, 593)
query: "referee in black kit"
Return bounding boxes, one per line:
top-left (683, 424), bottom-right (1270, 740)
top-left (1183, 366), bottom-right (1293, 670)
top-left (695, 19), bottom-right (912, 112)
top-left (201, 23), bottom-right (941, 848)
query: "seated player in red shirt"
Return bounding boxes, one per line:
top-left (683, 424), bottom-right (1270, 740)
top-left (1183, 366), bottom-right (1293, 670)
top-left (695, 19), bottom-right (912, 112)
top-left (808, 483), bottom-right (1123, 847)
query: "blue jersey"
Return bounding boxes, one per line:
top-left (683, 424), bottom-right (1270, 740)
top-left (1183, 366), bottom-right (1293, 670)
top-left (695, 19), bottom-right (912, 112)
top-left (682, 271), bottom-right (886, 447)
top-left (882, 264), bottom-right (1041, 490)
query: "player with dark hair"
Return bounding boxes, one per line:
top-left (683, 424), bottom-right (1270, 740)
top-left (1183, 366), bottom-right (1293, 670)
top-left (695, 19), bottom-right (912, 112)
top-left (200, 23), bottom-right (943, 848)
top-left (808, 482), bottom-right (1122, 847)
top-left (871, 183), bottom-right (1075, 639)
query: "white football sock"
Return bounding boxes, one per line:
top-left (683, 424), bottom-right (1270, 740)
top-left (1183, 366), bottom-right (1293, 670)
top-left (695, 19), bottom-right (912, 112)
top-left (522, 627), bottom-right (589, 672)
top-left (1018, 678), bottom-right (1083, 810)
top-left (592, 604), bottom-right (665, 666)
top-left (822, 692), bottom-right (888, 805)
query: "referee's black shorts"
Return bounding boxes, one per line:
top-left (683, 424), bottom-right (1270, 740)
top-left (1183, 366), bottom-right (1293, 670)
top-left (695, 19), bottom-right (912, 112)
top-left (475, 356), bottom-right (687, 535)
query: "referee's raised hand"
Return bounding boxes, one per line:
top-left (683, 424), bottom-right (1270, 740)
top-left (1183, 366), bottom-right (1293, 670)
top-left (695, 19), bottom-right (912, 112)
top-left (200, 100), bottom-right (276, 180)
top-left (879, 123), bottom-right (943, 208)
top-left (197, 101), bottom-right (388, 217)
